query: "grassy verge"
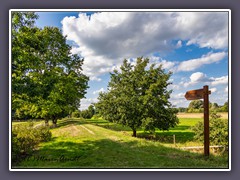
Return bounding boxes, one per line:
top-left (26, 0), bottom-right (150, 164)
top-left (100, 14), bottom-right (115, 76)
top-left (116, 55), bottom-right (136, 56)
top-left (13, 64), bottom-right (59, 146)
top-left (13, 118), bottom-right (228, 169)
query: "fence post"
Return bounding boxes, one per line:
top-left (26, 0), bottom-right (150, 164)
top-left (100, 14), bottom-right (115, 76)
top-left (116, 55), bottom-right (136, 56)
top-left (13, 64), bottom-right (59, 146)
top-left (173, 134), bottom-right (176, 147)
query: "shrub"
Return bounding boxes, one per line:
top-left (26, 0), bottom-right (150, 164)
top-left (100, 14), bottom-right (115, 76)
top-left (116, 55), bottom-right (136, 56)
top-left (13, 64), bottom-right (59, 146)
top-left (191, 112), bottom-right (228, 147)
top-left (34, 125), bottom-right (52, 142)
top-left (12, 122), bottom-right (52, 165)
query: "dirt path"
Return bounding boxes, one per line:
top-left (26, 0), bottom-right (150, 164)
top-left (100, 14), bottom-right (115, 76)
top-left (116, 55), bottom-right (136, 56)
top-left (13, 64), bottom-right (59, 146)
top-left (80, 125), bottom-right (95, 135)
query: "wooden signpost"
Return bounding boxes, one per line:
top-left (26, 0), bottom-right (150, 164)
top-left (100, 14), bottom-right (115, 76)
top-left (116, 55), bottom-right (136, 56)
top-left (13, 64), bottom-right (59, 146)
top-left (185, 85), bottom-right (211, 157)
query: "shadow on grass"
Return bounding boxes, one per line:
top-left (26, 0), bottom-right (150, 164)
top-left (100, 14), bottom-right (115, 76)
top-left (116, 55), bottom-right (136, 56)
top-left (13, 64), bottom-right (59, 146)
top-left (15, 138), bottom-right (228, 169)
top-left (53, 119), bottom-right (84, 128)
top-left (137, 131), bottom-right (195, 144)
top-left (169, 125), bottom-right (190, 131)
top-left (86, 119), bottom-right (194, 143)
top-left (86, 119), bottom-right (133, 132)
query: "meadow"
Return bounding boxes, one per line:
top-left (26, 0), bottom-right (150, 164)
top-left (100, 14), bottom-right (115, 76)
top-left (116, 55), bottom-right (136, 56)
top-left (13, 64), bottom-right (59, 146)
top-left (12, 113), bottom-right (229, 169)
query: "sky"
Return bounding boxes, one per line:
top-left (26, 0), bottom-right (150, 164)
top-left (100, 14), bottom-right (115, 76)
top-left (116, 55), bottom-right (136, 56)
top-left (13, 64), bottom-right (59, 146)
top-left (35, 11), bottom-right (229, 110)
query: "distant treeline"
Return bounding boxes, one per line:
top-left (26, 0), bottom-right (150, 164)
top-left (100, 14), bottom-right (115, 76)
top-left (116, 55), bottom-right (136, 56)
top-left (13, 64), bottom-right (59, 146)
top-left (176, 100), bottom-right (228, 113)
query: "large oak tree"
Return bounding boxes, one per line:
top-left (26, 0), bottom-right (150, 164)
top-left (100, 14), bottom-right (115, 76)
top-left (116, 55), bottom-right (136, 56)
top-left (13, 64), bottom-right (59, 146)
top-left (96, 57), bottom-right (178, 137)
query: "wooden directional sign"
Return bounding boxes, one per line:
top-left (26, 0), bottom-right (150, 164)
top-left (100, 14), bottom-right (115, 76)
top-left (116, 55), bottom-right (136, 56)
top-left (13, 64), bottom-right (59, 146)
top-left (185, 85), bottom-right (211, 157)
top-left (185, 88), bottom-right (211, 100)
top-left (185, 89), bottom-right (204, 100)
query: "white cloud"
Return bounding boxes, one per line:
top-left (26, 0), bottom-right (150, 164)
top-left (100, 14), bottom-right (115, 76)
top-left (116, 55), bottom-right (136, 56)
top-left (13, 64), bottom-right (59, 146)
top-left (149, 56), bottom-right (176, 70)
top-left (80, 98), bottom-right (98, 110)
top-left (180, 72), bottom-right (228, 88)
top-left (190, 72), bottom-right (208, 82)
top-left (210, 76), bottom-right (228, 86)
top-left (62, 12), bottom-right (228, 80)
top-left (176, 40), bottom-right (182, 48)
top-left (93, 88), bottom-right (105, 95)
top-left (176, 52), bottom-right (227, 72)
top-left (210, 87), bottom-right (217, 93)
top-left (171, 92), bottom-right (186, 99)
top-left (182, 72), bottom-right (208, 87)
top-left (225, 86), bottom-right (228, 92)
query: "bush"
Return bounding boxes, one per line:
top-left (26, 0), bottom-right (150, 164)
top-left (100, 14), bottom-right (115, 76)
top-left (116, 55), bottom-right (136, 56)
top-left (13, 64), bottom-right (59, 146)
top-left (191, 112), bottom-right (228, 146)
top-left (12, 122), bottom-right (52, 165)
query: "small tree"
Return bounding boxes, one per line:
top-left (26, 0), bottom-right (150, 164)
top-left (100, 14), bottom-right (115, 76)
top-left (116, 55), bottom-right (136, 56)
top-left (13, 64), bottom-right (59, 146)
top-left (96, 57), bottom-right (178, 137)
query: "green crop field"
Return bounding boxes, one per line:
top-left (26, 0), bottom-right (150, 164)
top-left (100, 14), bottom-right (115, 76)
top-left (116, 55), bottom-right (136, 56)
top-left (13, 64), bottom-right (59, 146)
top-left (12, 116), bottom-right (229, 169)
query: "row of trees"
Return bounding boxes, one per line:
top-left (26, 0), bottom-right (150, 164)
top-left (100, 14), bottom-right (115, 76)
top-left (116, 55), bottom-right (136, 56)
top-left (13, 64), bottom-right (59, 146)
top-left (71, 105), bottom-right (95, 119)
top-left (12, 12), bottom-right (89, 126)
top-left (177, 100), bottom-right (228, 113)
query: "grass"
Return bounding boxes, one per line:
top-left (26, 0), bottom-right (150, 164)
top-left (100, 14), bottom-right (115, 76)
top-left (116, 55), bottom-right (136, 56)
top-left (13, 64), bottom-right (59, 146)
top-left (12, 116), bottom-right (229, 169)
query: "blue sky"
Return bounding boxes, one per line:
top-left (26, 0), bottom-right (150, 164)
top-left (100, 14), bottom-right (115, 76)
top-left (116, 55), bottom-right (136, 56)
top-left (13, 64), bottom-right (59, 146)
top-left (35, 11), bottom-right (229, 110)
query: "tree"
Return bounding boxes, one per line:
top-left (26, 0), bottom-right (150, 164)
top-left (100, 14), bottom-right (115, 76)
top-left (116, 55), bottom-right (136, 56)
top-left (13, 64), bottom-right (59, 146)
top-left (209, 102), bottom-right (219, 112)
top-left (187, 100), bottom-right (204, 113)
top-left (12, 12), bottom-right (40, 120)
top-left (221, 101), bottom-right (228, 112)
top-left (88, 104), bottom-right (95, 117)
top-left (11, 12), bottom-right (89, 126)
top-left (188, 100), bottom-right (203, 109)
top-left (96, 57), bottom-right (178, 137)
top-left (80, 105), bottom-right (95, 119)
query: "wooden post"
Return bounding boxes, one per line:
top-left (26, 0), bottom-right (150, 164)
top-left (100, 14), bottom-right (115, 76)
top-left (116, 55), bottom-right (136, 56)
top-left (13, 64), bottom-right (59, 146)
top-left (203, 85), bottom-right (210, 157)
top-left (173, 134), bottom-right (176, 147)
top-left (185, 85), bottom-right (211, 157)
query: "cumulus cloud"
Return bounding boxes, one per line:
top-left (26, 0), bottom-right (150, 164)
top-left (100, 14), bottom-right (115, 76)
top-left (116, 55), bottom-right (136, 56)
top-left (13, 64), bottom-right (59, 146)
top-left (210, 76), bottom-right (228, 86)
top-left (176, 52), bottom-right (227, 72)
top-left (182, 72), bottom-right (208, 87)
top-left (225, 86), bottom-right (228, 92)
top-left (149, 56), bottom-right (176, 70)
top-left (190, 72), bottom-right (208, 82)
top-left (61, 11), bottom-right (228, 80)
top-left (80, 98), bottom-right (98, 110)
top-left (93, 88), bottom-right (105, 95)
top-left (210, 87), bottom-right (217, 93)
top-left (176, 40), bottom-right (182, 48)
top-left (171, 92), bottom-right (186, 99)
top-left (180, 72), bottom-right (228, 87)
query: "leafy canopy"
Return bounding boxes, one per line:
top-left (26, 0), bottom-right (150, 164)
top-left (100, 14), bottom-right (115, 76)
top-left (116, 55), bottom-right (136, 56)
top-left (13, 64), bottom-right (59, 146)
top-left (11, 12), bottom-right (89, 124)
top-left (96, 57), bottom-right (178, 137)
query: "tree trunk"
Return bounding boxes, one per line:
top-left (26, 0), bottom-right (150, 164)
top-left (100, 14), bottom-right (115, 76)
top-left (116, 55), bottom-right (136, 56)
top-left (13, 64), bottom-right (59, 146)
top-left (52, 119), bottom-right (57, 128)
top-left (45, 119), bottom-right (49, 126)
top-left (132, 129), bottom-right (137, 137)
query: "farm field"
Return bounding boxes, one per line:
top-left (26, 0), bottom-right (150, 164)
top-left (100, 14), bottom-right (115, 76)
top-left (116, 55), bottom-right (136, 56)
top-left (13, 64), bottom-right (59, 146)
top-left (12, 114), bottom-right (229, 169)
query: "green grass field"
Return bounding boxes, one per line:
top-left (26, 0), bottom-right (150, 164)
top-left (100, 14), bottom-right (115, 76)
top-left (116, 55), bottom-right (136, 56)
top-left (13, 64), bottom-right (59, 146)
top-left (12, 115), bottom-right (229, 169)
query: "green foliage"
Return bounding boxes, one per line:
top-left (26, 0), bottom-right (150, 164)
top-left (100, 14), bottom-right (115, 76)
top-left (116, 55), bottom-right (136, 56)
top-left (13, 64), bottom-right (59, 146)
top-left (11, 12), bottom-right (89, 124)
top-left (187, 100), bottom-right (204, 113)
top-left (187, 108), bottom-right (203, 113)
top-left (78, 105), bottom-right (96, 119)
top-left (12, 122), bottom-right (52, 164)
top-left (187, 100), bottom-right (228, 113)
top-left (218, 101), bottom-right (228, 112)
top-left (177, 107), bottom-right (188, 113)
top-left (96, 57), bottom-right (178, 137)
top-left (71, 110), bottom-right (81, 118)
top-left (191, 112), bottom-right (228, 146)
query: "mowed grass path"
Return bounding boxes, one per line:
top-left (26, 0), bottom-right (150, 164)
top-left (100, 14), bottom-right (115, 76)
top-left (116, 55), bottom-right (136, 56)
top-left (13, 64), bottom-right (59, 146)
top-left (14, 116), bottom-right (228, 169)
